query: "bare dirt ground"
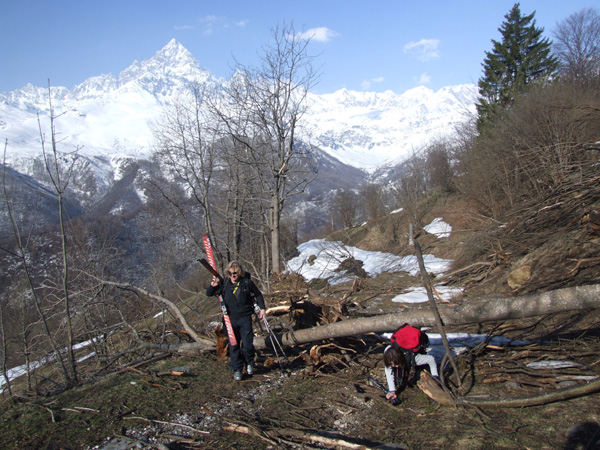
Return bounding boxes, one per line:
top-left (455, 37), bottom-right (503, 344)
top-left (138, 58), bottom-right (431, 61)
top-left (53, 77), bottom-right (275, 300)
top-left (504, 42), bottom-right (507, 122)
top-left (2, 289), bottom-right (599, 450)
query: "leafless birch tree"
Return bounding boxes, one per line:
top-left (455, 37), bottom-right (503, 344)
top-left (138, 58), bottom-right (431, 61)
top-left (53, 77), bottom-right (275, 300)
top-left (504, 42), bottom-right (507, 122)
top-left (38, 82), bottom-right (80, 385)
top-left (212, 23), bottom-right (319, 273)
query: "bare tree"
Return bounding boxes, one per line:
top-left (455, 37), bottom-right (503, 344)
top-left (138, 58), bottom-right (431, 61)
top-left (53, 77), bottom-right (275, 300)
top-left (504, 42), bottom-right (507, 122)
top-left (424, 139), bottom-right (455, 193)
top-left (219, 137), bottom-right (264, 265)
top-left (2, 138), bottom-right (75, 388)
top-left (359, 183), bottom-right (385, 222)
top-left (391, 154), bottom-right (428, 224)
top-left (151, 86), bottom-right (263, 276)
top-left (213, 23), bottom-right (320, 273)
top-left (151, 87), bottom-right (219, 253)
top-left (0, 301), bottom-right (12, 398)
top-left (553, 8), bottom-right (600, 82)
top-left (38, 83), bottom-right (80, 386)
top-left (332, 189), bottom-right (358, 229)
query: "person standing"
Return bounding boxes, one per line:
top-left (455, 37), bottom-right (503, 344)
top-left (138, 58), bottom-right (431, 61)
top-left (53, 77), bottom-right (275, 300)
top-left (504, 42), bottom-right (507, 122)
top-left (206, 261), bottom-right (266, 381)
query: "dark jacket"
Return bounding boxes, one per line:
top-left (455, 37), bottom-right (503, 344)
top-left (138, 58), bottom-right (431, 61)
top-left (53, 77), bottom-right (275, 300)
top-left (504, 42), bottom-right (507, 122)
top-left (206, 273), bottom-right (265, 318)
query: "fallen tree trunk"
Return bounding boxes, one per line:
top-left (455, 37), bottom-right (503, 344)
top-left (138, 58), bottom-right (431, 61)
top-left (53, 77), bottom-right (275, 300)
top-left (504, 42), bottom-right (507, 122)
top-left (255, 283), bottom-right (600, 349)
top-left (85, 273), bottom-right (216, 351)
top-left (461, 377), bottom-right (600, 407)
top-left (417, 369), bottom-right (600, 408)
top-left (90, 273), bottom-right (600, 355)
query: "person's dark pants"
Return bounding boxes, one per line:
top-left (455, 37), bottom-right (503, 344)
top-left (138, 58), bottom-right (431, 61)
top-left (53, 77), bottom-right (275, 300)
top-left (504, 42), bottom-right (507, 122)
top-left (228, 315), bottom-right (255, 372)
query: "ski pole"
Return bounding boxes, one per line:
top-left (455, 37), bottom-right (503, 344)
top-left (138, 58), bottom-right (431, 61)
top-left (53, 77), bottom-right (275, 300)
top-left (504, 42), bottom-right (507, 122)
top-left (263, 316), bottom-right (288, 364)
top-left (254, 305), bottom-right (289, 373)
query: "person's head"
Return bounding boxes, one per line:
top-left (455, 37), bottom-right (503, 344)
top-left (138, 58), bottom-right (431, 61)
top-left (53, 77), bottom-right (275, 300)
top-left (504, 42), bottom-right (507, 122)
top-left (226, 261), bottom-right (245, 281)
top-left (384, 345), bottom-right (406, 368)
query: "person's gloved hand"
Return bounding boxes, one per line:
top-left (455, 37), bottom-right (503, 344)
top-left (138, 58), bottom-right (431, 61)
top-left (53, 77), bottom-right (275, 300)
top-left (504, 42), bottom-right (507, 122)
top-left (386, 391), bottom-right (400, 405)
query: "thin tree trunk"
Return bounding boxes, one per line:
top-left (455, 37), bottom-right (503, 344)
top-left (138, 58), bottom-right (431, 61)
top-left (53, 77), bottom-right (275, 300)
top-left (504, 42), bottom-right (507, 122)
top-left (57, 192), bottom-right (77, 384)
top-left (44, 86), bottom-right (78, 385)
top-left (0, 304), bottom-right (13, 398)
top-left (271, 193), bottom-right (281, 273)
top-left (413, 237), bottom-right (461, 386)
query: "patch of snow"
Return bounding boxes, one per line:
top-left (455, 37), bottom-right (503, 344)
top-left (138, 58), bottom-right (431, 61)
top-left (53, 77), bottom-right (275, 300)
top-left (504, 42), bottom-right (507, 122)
top-left (526, 361), bottom-right (585, 369)
top-left (392, 285), bottom-right (463, 303)
top-left (424, 217), bottom-right (451, 238)
top-left (285, 239), bottom-right (452, 283)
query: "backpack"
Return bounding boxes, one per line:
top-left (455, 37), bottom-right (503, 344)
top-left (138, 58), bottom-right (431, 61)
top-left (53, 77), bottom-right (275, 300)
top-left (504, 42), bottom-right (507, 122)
top-left (390, 323), bottom-right (428, 368)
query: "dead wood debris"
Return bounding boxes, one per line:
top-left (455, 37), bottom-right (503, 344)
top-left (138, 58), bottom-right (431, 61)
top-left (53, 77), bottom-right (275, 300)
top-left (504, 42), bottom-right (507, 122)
top-left (418, 332), bottom-right (600, 408)
top-left (222, 420), bottom-right (398, 450)
top-left (302, 342), bottom-right (357, 372)
top-left (122, 415), bottom-right (210, 435)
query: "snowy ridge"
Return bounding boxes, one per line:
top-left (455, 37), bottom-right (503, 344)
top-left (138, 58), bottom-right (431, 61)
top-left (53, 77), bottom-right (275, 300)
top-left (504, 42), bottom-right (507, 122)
top-left (305, 84), bottom-right (477, 170)
top-left (1, 39), bottom-right (477, 177)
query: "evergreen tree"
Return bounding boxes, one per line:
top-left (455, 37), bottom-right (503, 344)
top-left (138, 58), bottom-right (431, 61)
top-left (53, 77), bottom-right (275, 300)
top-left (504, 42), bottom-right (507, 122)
top-left (477, 3), bottom-right (558, 130)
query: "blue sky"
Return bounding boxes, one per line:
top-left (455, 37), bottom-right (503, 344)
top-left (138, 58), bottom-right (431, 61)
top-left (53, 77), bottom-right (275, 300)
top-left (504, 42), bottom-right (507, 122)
top-left (1, 0), bottom-right (596, 95)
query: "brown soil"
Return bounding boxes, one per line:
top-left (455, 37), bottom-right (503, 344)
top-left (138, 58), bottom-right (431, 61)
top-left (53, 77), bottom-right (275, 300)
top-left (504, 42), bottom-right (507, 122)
top-left (2, 277), bottom-right (598, 450)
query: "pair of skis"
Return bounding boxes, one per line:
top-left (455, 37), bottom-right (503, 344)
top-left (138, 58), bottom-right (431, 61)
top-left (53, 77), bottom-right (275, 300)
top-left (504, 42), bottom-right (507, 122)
top-left (199, 234), bottom-right (287, 371)
top-left (201, 234), bottom-right (237, 346)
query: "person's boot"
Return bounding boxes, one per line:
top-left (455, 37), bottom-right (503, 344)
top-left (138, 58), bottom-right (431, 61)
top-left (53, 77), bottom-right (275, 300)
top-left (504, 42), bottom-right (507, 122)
top-left (233, 370), bottom-right (242, 381)
top-left (246, 364), bottom-right (253, 375)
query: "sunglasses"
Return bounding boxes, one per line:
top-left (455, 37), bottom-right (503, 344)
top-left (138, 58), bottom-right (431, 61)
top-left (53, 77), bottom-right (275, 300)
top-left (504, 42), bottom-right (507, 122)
top-left (228, 271), bottom-right (241, 276)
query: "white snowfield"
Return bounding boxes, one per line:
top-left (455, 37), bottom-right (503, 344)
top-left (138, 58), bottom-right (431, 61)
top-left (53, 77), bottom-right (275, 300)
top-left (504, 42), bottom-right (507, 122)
top-left (286, 218), bottom-right (453, 286)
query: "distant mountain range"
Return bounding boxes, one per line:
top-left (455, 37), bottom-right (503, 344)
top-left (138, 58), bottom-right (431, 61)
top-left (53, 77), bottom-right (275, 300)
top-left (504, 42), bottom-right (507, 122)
top-left (0, 39), bottom-right (478, 240)
top-left (1, 39), bottom-right (477, 171)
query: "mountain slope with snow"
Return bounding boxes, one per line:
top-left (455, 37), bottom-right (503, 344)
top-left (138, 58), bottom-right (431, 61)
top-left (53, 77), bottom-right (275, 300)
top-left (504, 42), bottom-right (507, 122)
top-left (1, 40), bottom-right (218, 173)
top-left (1, 39), bottom-right (477, 177)
top-left (305, 84), bottom-right (476, 170)
top-left (0, 38), bottom-right (477, 239)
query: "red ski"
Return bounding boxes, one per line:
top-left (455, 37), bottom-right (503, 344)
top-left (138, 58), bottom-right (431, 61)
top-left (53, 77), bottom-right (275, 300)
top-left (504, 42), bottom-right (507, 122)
top-left (202, 234), bottom-right (237, 346)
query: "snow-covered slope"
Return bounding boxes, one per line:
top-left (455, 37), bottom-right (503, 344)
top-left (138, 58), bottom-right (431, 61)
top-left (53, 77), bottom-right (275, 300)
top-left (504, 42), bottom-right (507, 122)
top-left (1, 39), bottom-right (477, 177)
top-left (305, 84), bottom-right (476, 171)
top-left (0, 39), bottom-right (218, 176)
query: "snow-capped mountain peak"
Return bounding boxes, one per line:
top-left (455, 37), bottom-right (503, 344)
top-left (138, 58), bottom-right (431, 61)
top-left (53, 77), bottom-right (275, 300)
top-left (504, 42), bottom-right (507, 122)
top-left (117, 39), bottom-right (213, 93)
top-left (151, 38), bottom-right (198, 67)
